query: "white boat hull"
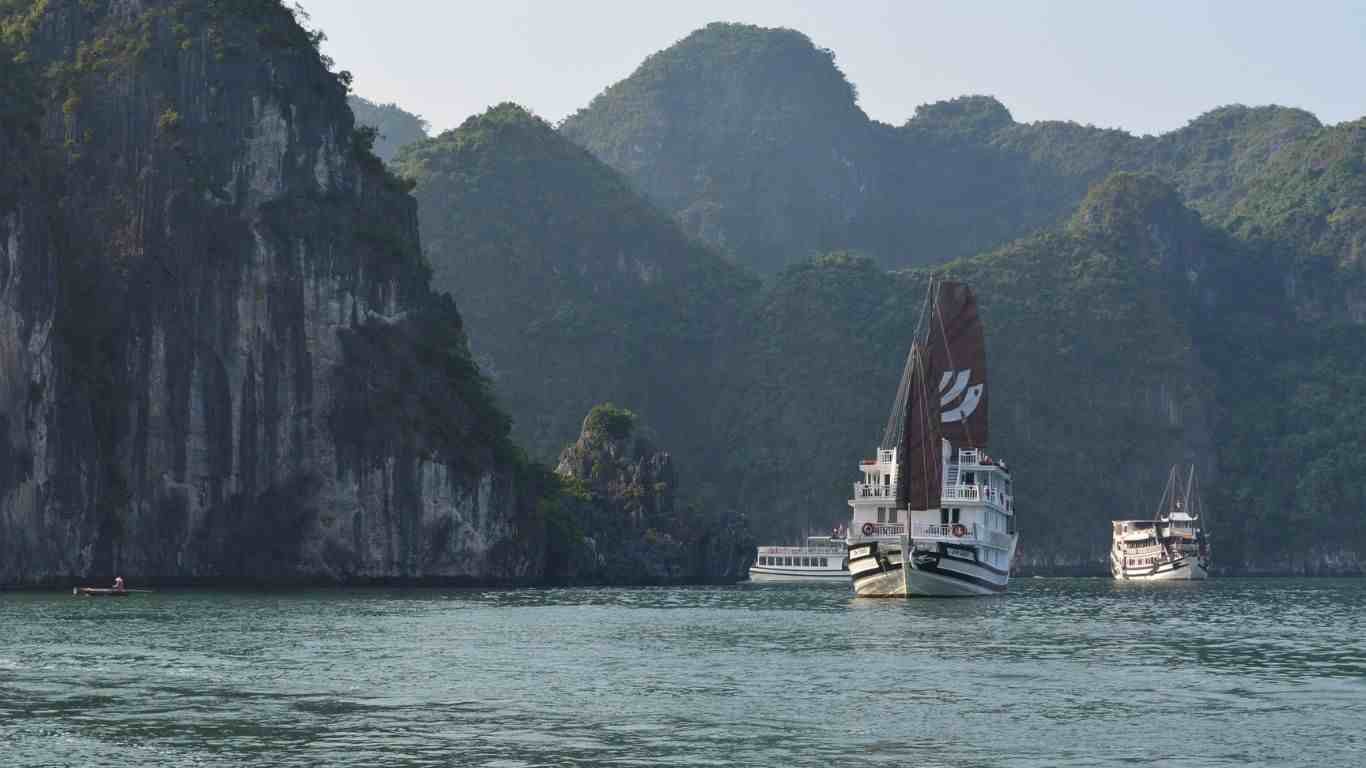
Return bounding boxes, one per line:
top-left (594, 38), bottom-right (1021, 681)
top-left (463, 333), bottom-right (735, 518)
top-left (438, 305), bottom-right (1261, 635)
top-left (1112, 555), bottom-right (1209, 581)
top-left (748, 567), bottom-right (849, 583)
top-left (849, 538), bottom-right (1012, 597)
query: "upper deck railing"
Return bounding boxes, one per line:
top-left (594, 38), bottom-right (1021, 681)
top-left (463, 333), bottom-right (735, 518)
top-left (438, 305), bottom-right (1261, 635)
top-left (854, 523), bottom-right (906, 538)
top-left (758, 545), bottom-right (847, 556)
top-left (910, 522), bottom-right (1014, 550)
top-left (853, 483), bottom-right (896, 499)
top-left (853, 481), bottom-right (1012, 511)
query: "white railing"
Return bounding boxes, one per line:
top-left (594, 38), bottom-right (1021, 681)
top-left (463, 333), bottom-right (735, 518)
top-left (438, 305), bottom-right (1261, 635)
top-left (853, 483), bottom-right (896, 499)
top-left (911, 522), bottom-right (979, 542)
top-left (910, 522), bottom-right (1014, 550)
top-left (942, 485), bottom-right (980, 502)
top-left (854, 523), bottom-right (905, 538)
top-left (957, 448), bottom-right (980, 465)
top-left (878, 449), bottom-right (895, 464)
top-left (941, 484), bottom-right (1011, 511)
top-left (759, 545), bottom-right (847, 555)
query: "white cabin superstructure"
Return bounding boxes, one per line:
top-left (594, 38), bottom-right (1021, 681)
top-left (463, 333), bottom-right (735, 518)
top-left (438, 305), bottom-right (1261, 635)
top-left (847, 444), bottom-right (1016, 596)
top-left (749, 537), bottom-right (849, 583)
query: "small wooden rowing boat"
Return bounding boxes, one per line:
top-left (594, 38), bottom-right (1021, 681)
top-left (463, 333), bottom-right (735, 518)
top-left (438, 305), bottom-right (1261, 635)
top-left (72, 587), bottom-right (150, 597)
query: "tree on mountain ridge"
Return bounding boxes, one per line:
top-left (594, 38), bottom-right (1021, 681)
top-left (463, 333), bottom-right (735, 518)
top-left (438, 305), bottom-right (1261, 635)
top-left (348, 94), bottom-right (429, 163)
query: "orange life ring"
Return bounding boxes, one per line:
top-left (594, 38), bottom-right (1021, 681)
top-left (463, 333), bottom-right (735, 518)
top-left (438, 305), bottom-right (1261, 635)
top-left (951, 523), bottom-right (966, 538)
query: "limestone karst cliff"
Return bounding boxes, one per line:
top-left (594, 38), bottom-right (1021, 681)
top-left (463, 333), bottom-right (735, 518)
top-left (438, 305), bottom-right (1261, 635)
top-left (0, 0), bottom-right (547, 585)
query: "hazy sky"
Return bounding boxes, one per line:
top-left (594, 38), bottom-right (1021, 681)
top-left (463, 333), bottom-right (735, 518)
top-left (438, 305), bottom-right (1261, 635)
top-left (299, 0), bottom-right (1365, 137)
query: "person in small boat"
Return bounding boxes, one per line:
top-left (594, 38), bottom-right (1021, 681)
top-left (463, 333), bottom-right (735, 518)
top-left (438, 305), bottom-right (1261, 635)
top-left (112, 576), bottom-right (125, 592)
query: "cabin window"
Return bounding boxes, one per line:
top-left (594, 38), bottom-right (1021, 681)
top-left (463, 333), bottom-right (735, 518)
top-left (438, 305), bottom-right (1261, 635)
top-left (889, 509), bottom-right (899, 524)
top-left (877, 508), bottom-right (886, 523)
top-left (941, 508), bottom-right (949, 524)
top-left (802, 557), bottom-right (811, 567)
top-left (821, 558), bottom-right (829, 567)
top-left (962, 472), bottom-right (975, 485)
top-left (759, 556), bottom-right (767, 565)
top-left (951, 509), bottom-right (961, 523)
top-left (785, 557), bottom-right (793, 566)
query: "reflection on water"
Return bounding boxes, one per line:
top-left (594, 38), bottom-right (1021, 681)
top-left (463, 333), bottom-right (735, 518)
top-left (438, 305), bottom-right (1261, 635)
top-left (2, 579), bottom-right (1364, 766)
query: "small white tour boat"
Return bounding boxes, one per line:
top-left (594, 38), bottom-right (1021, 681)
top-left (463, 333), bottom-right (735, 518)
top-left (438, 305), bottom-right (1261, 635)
top-left (845, 280), bottom-right (1018, 597)
top-left (749, 537), bottom-right (849, 583)
top-left (1111, 465), bottom-right (1210, 581)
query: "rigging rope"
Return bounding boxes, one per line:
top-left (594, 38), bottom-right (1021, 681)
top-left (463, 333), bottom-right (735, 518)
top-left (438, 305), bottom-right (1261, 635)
top-left (880, 278), bottom-right (937, 450)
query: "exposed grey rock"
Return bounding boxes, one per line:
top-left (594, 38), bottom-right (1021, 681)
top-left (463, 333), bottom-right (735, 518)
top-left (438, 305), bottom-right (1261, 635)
top-left (0, 0), bottom-right (543, 586)
top-left (550, 405), bottom-right (753, 585)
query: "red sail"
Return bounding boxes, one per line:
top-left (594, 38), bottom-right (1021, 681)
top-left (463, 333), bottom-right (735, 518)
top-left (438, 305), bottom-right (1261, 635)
top-left (896, 343), bottom-right (941, 511)
top-left (928, 281), bottom-right (988, 449)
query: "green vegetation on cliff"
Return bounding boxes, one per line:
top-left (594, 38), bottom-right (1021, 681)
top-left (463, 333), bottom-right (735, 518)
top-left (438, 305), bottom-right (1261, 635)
top-left (560, 23), bottom-right (876, 274)
top-left (0, 0), bottom-right (551, 585)
top-left (1224, 119), bottom-right (1366, 324)
top-left (548, 404), bottom-right (753, 584)
top-left (563, 23), bottom-right (1325, 276)
top-left (397, 103), bottom-right (759, 472)
top-left (348, 94), bottom-right (428, 163)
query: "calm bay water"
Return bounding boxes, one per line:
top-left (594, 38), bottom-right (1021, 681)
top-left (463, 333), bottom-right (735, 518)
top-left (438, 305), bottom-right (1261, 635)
top-left (1, 578), bottom-right (1363, 767)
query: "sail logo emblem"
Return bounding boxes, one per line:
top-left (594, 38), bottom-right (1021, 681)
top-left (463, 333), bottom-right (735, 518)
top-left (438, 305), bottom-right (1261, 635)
top-left (939, 370), bottom-right (983, 423)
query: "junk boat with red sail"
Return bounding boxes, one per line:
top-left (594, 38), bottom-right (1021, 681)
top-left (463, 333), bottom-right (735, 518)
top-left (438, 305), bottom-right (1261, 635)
top-left (846, 280), bottom-right (1017, 597)
top-left (1111, 464), bottom-right (1210, 580)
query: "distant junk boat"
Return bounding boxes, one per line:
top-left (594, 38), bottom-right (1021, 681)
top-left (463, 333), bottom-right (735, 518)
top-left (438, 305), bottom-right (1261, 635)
top-left (1111, 465), bottom-right (1210, 581)
top-left (846, 279), bottom-right (1018, 597)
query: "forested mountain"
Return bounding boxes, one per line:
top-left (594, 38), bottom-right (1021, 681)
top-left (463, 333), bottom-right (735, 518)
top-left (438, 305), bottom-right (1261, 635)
top-left (347, 95), bottom-right (428, 162)
top-left (560, 23), bottom-right (880, 275)
top-left (439, 23), bottom-right (1363, 572)
top-left (395, 104), bottom-right (758, 471)
top-left (563, 23), bottom-right (1326, 277)
top-left (4, 8), bottom-right (1362, 580)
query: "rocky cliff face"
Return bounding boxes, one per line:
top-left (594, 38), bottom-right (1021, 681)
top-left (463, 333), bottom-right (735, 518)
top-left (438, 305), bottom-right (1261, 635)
top-left (549, 405), bottom-right (752, 585)
top-left (0, 0), bottom-right (544, 585)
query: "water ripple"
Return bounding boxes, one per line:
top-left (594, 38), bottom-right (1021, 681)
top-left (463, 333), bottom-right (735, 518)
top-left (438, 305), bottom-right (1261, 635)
top-left (2, 578), bottom-right (1363, 766)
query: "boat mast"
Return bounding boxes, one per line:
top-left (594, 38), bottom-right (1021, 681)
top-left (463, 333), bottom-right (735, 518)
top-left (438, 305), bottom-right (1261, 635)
top-left (1153, 465), bottom-right (1178, 562)
top-left (880, 277), bottom-right (937, 451)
